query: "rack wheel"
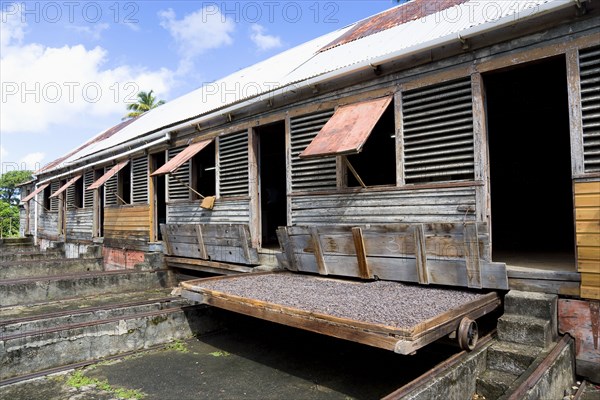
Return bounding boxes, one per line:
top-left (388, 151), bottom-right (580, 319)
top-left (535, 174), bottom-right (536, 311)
top-left (457, 318), bottom-right (478, 351)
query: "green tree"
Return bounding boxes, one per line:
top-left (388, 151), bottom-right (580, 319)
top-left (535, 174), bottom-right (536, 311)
top-left (0, 200), bottom-right (19, 237)
top-left (123, 90), bottom-right (166, 119)
top-left (0, 170), bottom-right (32, 205)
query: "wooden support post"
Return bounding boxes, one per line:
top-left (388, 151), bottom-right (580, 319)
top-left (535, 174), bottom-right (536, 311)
top-left (276, 227), bottom-right (298, 271)
top-left (414, 224), bottom-right (429, 285)
top-left (464, 222), bottom-right (482, 289)
top-left (161, 224), bottom-right (173, 255)
top-left (310, 227), bottom-right (328, 275)
top-left (566, 48), bottom-right (585, 177)
top-left (352, 227), bottom-right (371, 279)
top-left (195, 224), bottom-right (208, 260)
top-left (238, 225), bottom-right (252, 263)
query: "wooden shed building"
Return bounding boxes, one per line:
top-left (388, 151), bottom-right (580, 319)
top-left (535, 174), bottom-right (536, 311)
top-left (21, 0), bottom-right (599, 380)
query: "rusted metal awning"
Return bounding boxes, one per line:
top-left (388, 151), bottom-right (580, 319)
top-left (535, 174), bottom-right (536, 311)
top-left (299, 96), bottom-right (393, 158)
top-left (87, 160), bottom-right (129, 190)
top-left (49, 175), bottom-right (81, 198)
top-left (151, 139), bottom-right (214, 177)
top-left (20, 183), bottom-right (50, 203)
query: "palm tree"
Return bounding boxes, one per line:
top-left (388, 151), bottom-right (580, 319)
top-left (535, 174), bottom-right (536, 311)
top-left (123, 90), bottom-right (166, 119)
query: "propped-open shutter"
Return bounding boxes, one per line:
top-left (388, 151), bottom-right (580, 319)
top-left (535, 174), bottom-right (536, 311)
top-left (49, 181), bottom-right (59, 211)
top-left (83, 170), bottom-right (94, 208)
top-left (104, 168), bottom-right (118, 206)
top-left (219, 131), bottom-right (249, 197)
top-left (168, 147), bottom-right (191, 201)
top-left (580, 45), bottom-right (600, 173)
top-left (290, 110), bottom-right (337, 191)
top-left (402, 78), bottom-right (475, 183)
top-left (132, 156), bottom-right (148, 204)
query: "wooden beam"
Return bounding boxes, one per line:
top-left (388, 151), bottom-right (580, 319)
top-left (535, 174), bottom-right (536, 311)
top-left (160, 224), bottom-right (173, 255)
top-left (248, 128), bottom-right (260, 248)
top-left (566, 47), bottom-right (585, 177)
top-left (166, 256), bottom-right (254, 274)
top-left (276, 227), bottom-right (298, 272)
top-left (352, 227), bottom-right (371, 279)
top-left (195, 224), bottom-right (208, 259)
top-left (311, 227), bottom-right (328, 275)
top-left (394, 89), bottom-right (405, 186)
top-left (238, 224), bottom-right (253, 263)
top-left (414, 224), bottom-right (428, 285)
top-left (464, 222), bottom-right (482, 289)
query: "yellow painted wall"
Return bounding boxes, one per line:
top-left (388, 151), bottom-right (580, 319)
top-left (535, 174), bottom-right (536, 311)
top-left (575, 181), bottom-right (600, 300)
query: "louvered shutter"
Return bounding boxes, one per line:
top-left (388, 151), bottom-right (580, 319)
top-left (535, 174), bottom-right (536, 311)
top-left (83, 170), bottom-right (94, 208)
top-left (290, 110), bottom-right (337, 191)
top-left (104, 167), bottom-right (118, 206)
top-left (219, 131), bottom-right (249, 197)
top-left (49, 181), bottom-right (59, 211)
top-left (168, 147), bottom-right (191, 201)
top-left (580, 46), bottom-right (600, 172)
top-left (131, 156), bottom-right (148, 204)
top-left (402, 78), bottom-right (475, 183)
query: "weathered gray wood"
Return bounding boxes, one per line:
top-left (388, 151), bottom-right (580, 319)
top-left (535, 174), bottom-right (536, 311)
top-left (394, 90), bottom-right (405, 186)
top-left (414, 224), bottom-right (428, 285)
top-left (248, 128), bottom-right (260, 247)
top-left (167, 199), bottom-right (250, 225)
top-left (195, 225), bottom-right (208, 259)
top-left (567, 47), bottom-right (586, 176)
top-left (277, 227), bottom-right (298, 272)
top-left (464, 222), bottom-right (482, 289)
top-left (166, 256), bottom-right (254, 274)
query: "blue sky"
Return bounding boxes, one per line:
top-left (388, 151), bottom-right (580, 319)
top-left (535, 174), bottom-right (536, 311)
top-left (0, 1), bottom-right (401, 174)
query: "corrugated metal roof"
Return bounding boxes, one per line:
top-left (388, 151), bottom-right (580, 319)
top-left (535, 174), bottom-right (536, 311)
top-left (45, 0), bottom-right (559, 174)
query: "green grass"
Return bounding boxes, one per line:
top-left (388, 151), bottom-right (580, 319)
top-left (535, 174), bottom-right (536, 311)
top-left (66, 370), bottom-right (146, 399)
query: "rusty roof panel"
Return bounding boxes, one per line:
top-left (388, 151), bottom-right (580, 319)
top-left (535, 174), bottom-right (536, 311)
top-left (49, 175), bottom-right (82, 198)
top-left (21, 183), bottom-right (50, 203)
top-left (320, 0), bottom-right (470, 52)
top-left (300, 96), bottom-right (393, 158)
top-left (87, 160), bottom-right (129, 190)
top-left (151, 139), bottom-right (214, 177)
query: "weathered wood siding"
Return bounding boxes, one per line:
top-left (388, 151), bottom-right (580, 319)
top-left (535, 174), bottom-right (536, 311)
top-left (161, 223), bottom-right (259, 265)
top-left (103, 205), bottom-right (150, 251)
top-left (576, 181), bottom-right (600, 300)
top-left (66, 208), bottom-right (93, 242)
top-left (38, 209), bottom-right (59, 240)
top-left (167, 199), bottom-right (250, 225)
top-left (290, 186), bottom-right (477, 226)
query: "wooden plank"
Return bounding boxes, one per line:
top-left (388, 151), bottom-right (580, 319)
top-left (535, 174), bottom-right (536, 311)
top-left (471, 72), bottom-right (491, 230)
top-left (581, 286), bottom-right (600, 301)
top-left (248, 128), bottom-right (260, 248)
top-left (464, 222), bottom-right (482, 289)
top-left (575, 194), bottom-right (600, 208)
top-left (160, 224), bottom-right (173, 255)
top-left (414, 224), bottom-right (428, 285)
top-left (394, 90), bottom-right (405, 186)
top-left (509, 278), bottom-right (580, 297)
top-left (566, 47), bottom-right (585, 176)
top-left (581, 273), bottom-right (600, 288)
top-left (310, 227), bottom-right (328, 275)
top-left (276, 227), bottom-right (298, 272)
top-left (578, 246), bottom-right (600, 261)
top-left (574, 181), bottom-right (600, 194)
top-left (577, 234), bottom-right (600, 247)
top-left (577, 221), bottom-right (600, 234)
top-left (195, 225), bottom-right (208, 259)
top-left (166, 256), bottom-right (254, 274)
top-left (575, 208), bottom-right (600, 221)
top-left (578, 261), bottom-right (600, 274)
top-left (351, 227), bottom-right (371, 279)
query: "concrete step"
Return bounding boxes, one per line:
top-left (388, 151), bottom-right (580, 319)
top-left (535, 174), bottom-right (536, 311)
top-left (486, 342), bottom-right (542, 376)
top-left (0, 243), bottom-right (39, 253)
top-left (0, 237), bottom-right (33, 246)
top-left (503, 290), bottom-right (557, 327)
top-left (0, 304), bottom-right (219, 382)
top-left (0, 270), bottom-right (176, 307)
top-left (0, 258), bottom-right (103, 280)
top-left (476, 369), bottom-right (519, 400)
top-left (0, 249), bottom-right (64, 263)
top-left (497, 314), bottom-right (556, 348)
top-left (0, 296), bottom-right (189, 336)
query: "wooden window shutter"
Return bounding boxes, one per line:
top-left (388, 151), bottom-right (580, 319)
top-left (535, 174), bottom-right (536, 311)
top-left (290, 110), bottom-right (337, 191)
top-left (167, 147), bottom-right (192, 201)
top-left (579, 45), bottom-right (600, 173)
top-left (104, 168), bottom-right (118, 206)
top-left (219, 131), bottom-right (249, 197)
top-left (402, 77), bottom-right (475, 183)
top-left (131, 156), bottom-right (149, 204)
top-left (49, 181), bottom-right (60, 211)
top-left (83, 170), bottom-right (94, 208)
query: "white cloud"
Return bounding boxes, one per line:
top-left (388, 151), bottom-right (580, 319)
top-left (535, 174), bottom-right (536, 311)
top-left (250, 24), bottom-right (283, 52)
top-left (0, 146), bottom-right (6, 158)
top-left (0, 7), bottom-right (176, 135)
top-left (0, 3), bottom-right (26, 50)
top-left (66, 23), bottom-right (110, 41)
top-left (158, 7), bottom-right (235, 61)
top-left (20, 152), bottom-right (45, 171)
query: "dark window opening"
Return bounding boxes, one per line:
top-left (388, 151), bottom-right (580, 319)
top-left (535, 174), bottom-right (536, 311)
top-left (94, 169), bottom-right (104, 237)
top-left (347, 103), bottom-right (396, 187)
top-left (257, 121), bottom-right (287, 248)
top-left (192, 141), bottom-right (216, 199)
top-left (43, 185), bottom-right (52, 210)
top-left (151, 152), bottom-right (167, 241)
top-left (118, 162), bottom-right (131, 205)
top-left (485, 56), bottom-right (575, 269)
top-left (73, 177), bottom-right (84, 208)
